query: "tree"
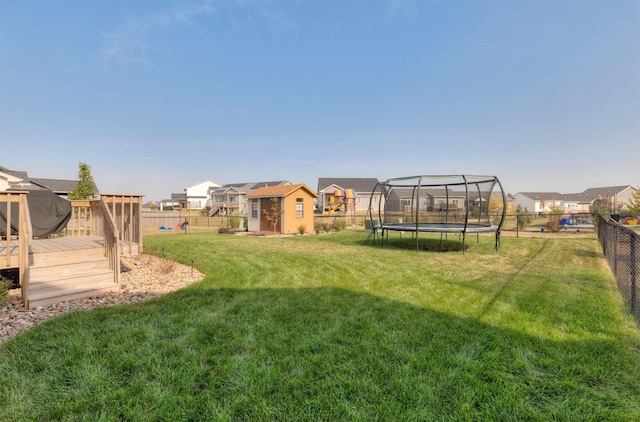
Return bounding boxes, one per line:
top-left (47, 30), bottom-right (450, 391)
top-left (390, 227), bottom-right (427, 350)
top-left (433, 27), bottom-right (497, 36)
top-left (539, 197), bottom-right (546, 213)
top-left (515, 204), bottom-right (533, 231)
top-left (263, 197), bottom-right (283, 233)
top-left (625, 190), bottom-right (640, 215)
top-left (68, 162), bottom-right (97, 200)
top-left (488, 197), bottom-right (512, 225)
top-left (545, 202), bottom-right (564, 232)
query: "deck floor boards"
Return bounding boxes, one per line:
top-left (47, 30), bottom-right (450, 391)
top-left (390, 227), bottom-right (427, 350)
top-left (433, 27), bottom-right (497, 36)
top-left (0, 236), bottom-right (104, 256)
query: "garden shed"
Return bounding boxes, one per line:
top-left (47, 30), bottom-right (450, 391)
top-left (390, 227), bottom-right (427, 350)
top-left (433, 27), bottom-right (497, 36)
top-left (245, 184), bottom-right (318, 234)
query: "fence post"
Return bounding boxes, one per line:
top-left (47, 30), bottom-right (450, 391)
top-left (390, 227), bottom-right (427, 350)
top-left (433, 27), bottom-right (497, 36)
top-left (631, 234), bottom-right (637, 317)
top-left (613, 224), bottom-right (618, 275)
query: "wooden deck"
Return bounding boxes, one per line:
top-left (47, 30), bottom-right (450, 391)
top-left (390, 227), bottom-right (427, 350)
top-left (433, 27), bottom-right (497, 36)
top-left (1, 236), bottom-right (139, 260)
top-left (30, 236), bottom-right (104, 253)
top-left (2, 236), bottom-right (139, 308)
top-left (1, 193), bottom-right (143, 309)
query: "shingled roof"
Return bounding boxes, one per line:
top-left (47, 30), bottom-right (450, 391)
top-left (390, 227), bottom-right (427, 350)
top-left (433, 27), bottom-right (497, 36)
top-left (317, 177), bottom-right (379, 193)
top-left (246, 184), bottom-right (318, 198)
top-left (30, 178), bottom-right (81, 194)
top-left (517, 185), bottom-right (634, 203)
top-left (0, 166), bottom-right (99, 194)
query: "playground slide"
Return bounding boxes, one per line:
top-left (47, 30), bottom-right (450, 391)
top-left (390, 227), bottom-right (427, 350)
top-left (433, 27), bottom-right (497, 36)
top-left (323, 203), bottom-right (343, 216)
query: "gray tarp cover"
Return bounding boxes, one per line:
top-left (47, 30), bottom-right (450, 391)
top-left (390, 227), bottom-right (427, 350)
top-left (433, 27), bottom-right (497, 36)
top-left (0, 189), bottom-right (72, 238)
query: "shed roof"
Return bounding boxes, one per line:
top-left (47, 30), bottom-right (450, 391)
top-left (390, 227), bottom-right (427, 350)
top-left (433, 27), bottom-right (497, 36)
top-left (246, 183), bottom-right (318, 199)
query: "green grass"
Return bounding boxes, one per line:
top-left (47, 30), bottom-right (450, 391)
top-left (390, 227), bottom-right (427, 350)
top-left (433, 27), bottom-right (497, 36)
top-left (1, 231), bottom-right (639, 420)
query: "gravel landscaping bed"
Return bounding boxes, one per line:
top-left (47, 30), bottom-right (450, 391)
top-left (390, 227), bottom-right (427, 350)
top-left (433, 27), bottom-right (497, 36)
top-left (0, 254), bottom-right (205, 345)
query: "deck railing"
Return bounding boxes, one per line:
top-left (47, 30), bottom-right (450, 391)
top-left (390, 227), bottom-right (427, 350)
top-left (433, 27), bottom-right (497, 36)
top-left (0, 192), bottom-right (142, 306)
top-left (101, 194), bottom-right (143, 255)
top-left (95, 198), bottom-right (121, 283)
top-left (68, 194), bottom-right (143, 255)
top-left (0, 191), bottom-right (33, 307)
top-left (67, 195), bottom-right (142, 284)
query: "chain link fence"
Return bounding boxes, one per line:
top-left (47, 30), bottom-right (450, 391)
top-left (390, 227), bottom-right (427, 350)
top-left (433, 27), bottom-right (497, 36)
top-left (597, 215), bottom-right (639, 326)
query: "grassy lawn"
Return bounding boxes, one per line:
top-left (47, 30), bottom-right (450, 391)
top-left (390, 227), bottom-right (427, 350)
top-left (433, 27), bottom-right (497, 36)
top-left (1, 230), bottom-right (639, 420)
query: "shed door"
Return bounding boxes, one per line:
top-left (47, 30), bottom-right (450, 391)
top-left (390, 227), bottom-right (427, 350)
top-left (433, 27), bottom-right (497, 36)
top-left (260, 198), bottom-right (281, 232)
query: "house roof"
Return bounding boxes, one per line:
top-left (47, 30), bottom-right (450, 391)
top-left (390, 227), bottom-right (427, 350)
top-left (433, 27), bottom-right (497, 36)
top-left (185, 180), bottom-right (220, 190)
top-left (246, 183), bottom-right (318, 199)
top-left (0, 166), bottom-right (29, 181)
top-left (515, 192), bottom-right (564, 201)
top-left (30, 178), bottom-right (83, 194)
top-left (579, 186), bottom-right (635, 200)
top-left (516, 185), bottom-right (635, 203)
top-left (390, 187), bottom-right (467, 199)
top-left (216, 180), bottom-right (292, 194)
top-left (0, 170), bottom-right (26, 187)
top-left (171, 193), bottom-right (188, 201)
top-left (317, 178), bottom-right (379, 193)
top-left (0, 166), bottom-right (98, 194)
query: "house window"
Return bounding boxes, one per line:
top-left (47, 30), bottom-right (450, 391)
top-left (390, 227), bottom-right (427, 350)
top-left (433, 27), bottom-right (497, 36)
top-left (296, 198), bottom-right (304, 218)
top-left (251, 200), bottom-right (258, 218)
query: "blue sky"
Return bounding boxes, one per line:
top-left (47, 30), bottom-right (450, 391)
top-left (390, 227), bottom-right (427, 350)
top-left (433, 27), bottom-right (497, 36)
top-left (1, 0), bottom-right (638, 201)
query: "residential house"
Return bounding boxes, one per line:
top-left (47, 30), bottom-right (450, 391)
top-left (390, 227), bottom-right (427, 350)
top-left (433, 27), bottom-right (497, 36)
top-left (208, 181), bottom-right (292, 216)
top-left (384, 187), bottom-right (468, 212)
top-left (510, 192), bottom-right (564, 214)
top-left (0, 167), bottom-right (29, 191)
top-left (30, 178), bottom-right (94, 198)
top-left (245, 184), bottom-right (318, 234)
top-left (0, 166), bottom-right (97, 197)
top-left (173, 180), bottom-right (221, 210)
top-left (512, 185), bottom-right (637, 215)
top-left (316, 178), bottom-right (380, 214)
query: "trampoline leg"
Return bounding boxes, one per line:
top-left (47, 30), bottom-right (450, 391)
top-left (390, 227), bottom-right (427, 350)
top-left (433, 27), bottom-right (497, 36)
top-left (364, 229), bottom-right (375, 245)
top-left (462, 233), bottom-right (466, 254)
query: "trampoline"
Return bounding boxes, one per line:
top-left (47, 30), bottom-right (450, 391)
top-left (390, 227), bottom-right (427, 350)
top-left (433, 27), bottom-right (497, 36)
top-left (366, 175), bottom-right (506, 252)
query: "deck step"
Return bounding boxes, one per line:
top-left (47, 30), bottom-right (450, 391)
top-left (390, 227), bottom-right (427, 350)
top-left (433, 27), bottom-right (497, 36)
top-left (28, 271), bottom-right (117, 308)
top-left (29, 267), bottom-right (114, 286)
top-left (28, 283), bottom-right (118, 308)
top-left (29, 247), bottom-right (105, 266)
top-left (26, 245), bottom-right (119, 309)
top-left (29, 256), bottom-right (111, 281)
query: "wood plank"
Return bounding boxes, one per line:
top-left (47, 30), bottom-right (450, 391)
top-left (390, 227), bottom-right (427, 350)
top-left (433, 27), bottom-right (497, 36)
top-left (1, 236), bottom-right (138, 258)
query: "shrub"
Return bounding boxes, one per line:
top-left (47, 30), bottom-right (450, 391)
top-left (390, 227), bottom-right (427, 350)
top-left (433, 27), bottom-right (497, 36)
top-left (159, 259), bottom-right (176, 275)
top-left (0, 275), bottom-right (12, 306)
top-left (545, 203), bottom-right (564, 233)
top-left (515, 205), bottom-right (534, 230)
top-left (297, 225), bottom-right (306, 235)
top-left (317, 222), bottom-right (331, 233)
top-left (332, 219), bottom-right (347, 232)
top-left (229, 213), bottom-right (240, 229)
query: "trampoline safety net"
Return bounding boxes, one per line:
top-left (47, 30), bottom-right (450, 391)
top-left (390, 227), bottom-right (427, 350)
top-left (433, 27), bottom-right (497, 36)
top-left (366, 175), bottom-right (506, 252)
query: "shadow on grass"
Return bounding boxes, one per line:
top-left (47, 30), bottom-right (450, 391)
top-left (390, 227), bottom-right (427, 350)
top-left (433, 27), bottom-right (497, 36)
top-left (2, 286), bottom-right (638, 421)
top-left (574, 248), bottom-right (603, 259)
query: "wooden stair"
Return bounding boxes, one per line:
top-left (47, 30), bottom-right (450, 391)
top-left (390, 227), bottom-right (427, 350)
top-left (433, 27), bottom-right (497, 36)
top-left (27, 246), bottom-right (118, 308)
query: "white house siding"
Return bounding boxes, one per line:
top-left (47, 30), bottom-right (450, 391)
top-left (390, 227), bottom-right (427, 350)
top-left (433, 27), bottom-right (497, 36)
top-left (618, 186), bottom-right (637, 212)
top-left (511, 194), bottom-right (539, 214)
top-left (185, 181), bottom-right (220, 210)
